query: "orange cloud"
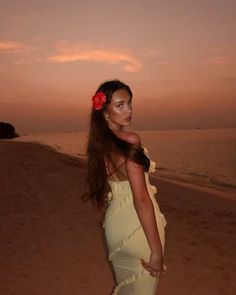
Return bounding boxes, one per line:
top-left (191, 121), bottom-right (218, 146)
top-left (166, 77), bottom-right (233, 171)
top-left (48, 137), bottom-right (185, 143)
top-left (204, 45), bottom-right (232, 53)
top-left (206, 45), bottom-right (236, 66)
top-left (156, 61), bottom-right (169, 66)
top-left (48, 42), bottom-right (142, 72)
top-left (210, 56), bottom-right (230, 65)
top-left (14, 55), bottom-right (42, 65)
top-left (0, 40), bottom-right (43, 65)
top-left (0, 40), bottom-right (30, 53)
top-left (145, 49), bottom-right (162, 58)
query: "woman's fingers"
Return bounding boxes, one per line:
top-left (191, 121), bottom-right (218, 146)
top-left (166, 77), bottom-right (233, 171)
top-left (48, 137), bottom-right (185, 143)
top-left (141, 258), bottom-right (159, 271)
top-left (142, 262), bottom-right (152, 272)
top-left (151, 272), bottom-right (161, 278)
top-left (141, 258), bottom-right (167, 278)
top-left (140, 259), bottom-right (152, 270)
top-left (140, 259), bottom-right (149, 267)
top-left (140, 259), bottom-right (161, 276)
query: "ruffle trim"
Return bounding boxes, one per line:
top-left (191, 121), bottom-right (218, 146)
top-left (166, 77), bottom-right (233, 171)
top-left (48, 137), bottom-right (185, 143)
top-left (112, 268), bottom-right (149, 295)
top-left (159, 213), bottom-right (167, 227)
top-left (148, 184), bottom-right (157, 195)
top-left (105, 193), bottom-right (132, 220)
top-left (107, 183), bottom-right (157, 206)
top-left (112, 264), bottom-right (167, 295)
top-left (106, 191), bottom-right (113, 203)
top-left (108, 225), bottom-right (142, 260)
top-left (149, 159), bottom-right (156, 173)
top-left (142, 145), bottom-right (157, 174)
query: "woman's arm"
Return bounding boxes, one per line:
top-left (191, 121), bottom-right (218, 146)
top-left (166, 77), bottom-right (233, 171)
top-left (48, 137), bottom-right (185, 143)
top-left (124, 134), bottom-right (164, 277)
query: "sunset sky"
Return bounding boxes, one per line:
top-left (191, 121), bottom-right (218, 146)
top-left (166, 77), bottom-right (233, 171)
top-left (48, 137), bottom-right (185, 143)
top-left (0, 0), bottom-right (236, 133)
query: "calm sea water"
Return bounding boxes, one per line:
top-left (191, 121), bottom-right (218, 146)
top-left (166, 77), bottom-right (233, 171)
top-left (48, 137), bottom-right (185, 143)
top-left (15, 128), bottom-right (236, 195)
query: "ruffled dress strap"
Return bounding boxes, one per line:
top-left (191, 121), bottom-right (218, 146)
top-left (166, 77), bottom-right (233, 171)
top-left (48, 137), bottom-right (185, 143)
top-left (141, 144), bottom-right (157, 173)
top-left (105, 158), bottom-right (127, 178)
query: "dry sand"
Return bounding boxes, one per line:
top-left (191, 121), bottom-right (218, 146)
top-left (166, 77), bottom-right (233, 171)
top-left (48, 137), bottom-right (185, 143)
top-left (0, 140), bottom-right (235, 295)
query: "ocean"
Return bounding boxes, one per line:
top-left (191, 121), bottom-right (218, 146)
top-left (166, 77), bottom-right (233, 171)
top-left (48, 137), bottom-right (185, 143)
top-left (14, 128), bottom-right (236, 195)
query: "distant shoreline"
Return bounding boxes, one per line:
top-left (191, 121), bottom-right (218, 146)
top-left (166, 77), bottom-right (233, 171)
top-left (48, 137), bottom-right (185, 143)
top-left (151, 175), bottom-right (236, 201)
top-left (9, 136), bottom-right (236, 200)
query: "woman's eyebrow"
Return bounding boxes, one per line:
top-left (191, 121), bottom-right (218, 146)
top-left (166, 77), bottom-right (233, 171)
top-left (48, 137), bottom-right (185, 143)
top-left (115, 100), bottom-right (125, 103)
top-left (115, 99), bottom-right (131, 103)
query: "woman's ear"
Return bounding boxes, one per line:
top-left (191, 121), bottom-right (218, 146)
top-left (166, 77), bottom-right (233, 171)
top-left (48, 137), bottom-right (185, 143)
top-left (104, 112), bottom-right (109, 121)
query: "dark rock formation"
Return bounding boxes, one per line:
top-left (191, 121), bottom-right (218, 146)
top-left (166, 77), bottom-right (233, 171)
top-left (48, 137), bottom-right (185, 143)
top-left (0, 122), bottom-right (19, 139)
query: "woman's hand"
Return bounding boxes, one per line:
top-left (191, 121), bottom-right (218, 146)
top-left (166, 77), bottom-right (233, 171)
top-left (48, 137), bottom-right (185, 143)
top-left (141, 252), bottom-right (166, 278)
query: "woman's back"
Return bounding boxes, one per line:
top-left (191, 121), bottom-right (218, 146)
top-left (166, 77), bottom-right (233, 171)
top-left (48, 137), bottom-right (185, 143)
top-left (105, 153), bottom-right (128, 182)
top-left (104, 130), bottom-right (140, 182)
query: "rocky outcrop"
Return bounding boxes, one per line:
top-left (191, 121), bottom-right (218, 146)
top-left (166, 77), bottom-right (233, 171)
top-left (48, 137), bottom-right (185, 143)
top-left (0, 122), bottom-right (19, 139)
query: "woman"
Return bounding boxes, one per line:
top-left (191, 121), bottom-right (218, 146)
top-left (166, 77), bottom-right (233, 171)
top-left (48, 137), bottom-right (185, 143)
top-left (85, 79), bottom-right (167, 294)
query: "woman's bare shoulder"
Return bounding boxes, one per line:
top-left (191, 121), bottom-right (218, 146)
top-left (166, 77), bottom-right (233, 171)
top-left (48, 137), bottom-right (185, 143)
top-left (114, 130), bottom-right (141, 146)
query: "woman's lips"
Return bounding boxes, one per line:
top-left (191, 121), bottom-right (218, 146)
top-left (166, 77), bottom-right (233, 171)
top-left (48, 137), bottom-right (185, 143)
top-left (125, 116), bottom-right (132, 121)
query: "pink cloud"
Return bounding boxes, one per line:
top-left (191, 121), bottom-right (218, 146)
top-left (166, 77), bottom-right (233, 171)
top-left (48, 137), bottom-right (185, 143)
top-left (0, 40), bottom-right (44, 65)
top-left (14, 55), bottom-right (42, 65)
top-left (48, 42), bottom-right (142, 72)
top-left (156, 61), bottom-right (169, 66)
top-left (210, 56), bottom-right (231, 65)
top-left (144, 48), bottom-right (168, 66)
top-left (205, 45), bottom-right (236, 66)
top-left (0, 40), bottom-right (31, 53)
top-left (204, 45), bottom-right (232, 53)
top-left (145, 49), bottom-right (162, 58)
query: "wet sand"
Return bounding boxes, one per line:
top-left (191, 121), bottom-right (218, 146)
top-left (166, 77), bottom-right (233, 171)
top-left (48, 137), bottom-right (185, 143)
top-left (0, 140), bottom-right (235, 295)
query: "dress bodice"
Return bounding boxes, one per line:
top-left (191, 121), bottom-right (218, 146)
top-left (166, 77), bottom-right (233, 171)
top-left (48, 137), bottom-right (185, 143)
top-left (106, 145), bottom-right (157, 203)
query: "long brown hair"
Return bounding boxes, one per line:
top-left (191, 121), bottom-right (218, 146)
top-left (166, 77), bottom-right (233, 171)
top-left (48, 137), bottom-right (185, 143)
top-left (83, 79), bottom-right (150, 210)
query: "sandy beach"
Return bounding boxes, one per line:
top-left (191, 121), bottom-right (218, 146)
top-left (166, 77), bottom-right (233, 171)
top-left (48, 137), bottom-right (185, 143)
top-left (0, 140), bottom-right (235, 295)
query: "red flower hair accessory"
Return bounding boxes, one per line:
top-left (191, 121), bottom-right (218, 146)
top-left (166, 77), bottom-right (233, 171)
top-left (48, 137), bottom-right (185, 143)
top-left (92, 91), bottom-right (106, 110)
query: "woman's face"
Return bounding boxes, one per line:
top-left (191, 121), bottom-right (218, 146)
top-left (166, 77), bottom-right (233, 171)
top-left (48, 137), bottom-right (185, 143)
top-left (104, 89), bottom-right (132, 131)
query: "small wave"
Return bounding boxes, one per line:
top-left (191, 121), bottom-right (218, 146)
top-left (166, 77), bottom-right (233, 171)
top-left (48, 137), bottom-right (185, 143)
top-left (187, 172), bottom-right (209, 179)
top-left (153, 170), bottom-right (236, 196)
top-left (209, 177), bottom-right (236, 190)
top-left (156, 167), bottom-right (168, 171)
top-left (185, 172), bottom-right (236, 191)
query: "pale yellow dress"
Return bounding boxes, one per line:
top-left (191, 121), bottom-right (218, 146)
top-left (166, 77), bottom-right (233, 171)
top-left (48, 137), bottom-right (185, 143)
top-left (103, 146), bottom-right (167, 295)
